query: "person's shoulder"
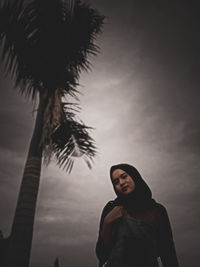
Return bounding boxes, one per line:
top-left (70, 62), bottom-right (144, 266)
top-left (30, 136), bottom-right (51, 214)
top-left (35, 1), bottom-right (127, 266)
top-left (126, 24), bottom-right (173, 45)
top-left (154, 202), bottom-right (166, 210)
top-left (99, 200), bottom-right (115, 220)
top-left (102, 200), bottom-right (115, 212)
top-left (153, 201), bottom-right (169, 218)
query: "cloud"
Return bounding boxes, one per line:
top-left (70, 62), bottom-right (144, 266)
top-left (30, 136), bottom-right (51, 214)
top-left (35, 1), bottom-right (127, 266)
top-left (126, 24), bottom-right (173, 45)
top-left (1, 1), bottom-right (200, 267)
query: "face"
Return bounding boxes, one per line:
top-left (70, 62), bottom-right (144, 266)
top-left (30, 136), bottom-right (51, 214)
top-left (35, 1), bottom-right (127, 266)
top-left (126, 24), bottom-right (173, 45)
top-left (111, 169), bottom-right (136, 195)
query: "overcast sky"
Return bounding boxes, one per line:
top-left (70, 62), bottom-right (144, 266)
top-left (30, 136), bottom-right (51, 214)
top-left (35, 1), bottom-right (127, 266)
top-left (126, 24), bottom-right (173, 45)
top-left (0, 0), bottom-right (200, 267)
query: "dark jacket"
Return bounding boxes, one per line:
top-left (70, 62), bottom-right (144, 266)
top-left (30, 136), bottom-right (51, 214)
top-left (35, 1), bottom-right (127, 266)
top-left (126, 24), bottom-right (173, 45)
top-left (96, 200), bottom-right (179, 267)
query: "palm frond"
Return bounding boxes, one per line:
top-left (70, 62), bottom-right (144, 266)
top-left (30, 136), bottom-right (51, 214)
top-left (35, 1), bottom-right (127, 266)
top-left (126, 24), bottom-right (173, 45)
top-left (50, 103), bottom-right (96, 172)
top-left (0, 0), bottom-right (40, 99)
top-left (0, 0), bottom-right (104, 100)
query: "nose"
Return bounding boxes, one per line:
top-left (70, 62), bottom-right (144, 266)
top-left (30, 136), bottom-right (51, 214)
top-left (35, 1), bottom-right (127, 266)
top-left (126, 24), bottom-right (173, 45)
top-left (119, 178), bottom-right (125, 187)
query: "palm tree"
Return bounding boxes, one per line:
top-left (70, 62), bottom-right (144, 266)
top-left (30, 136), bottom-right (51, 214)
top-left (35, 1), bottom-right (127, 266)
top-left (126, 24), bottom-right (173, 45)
top-left (0, 0), bottom-right (104, 266)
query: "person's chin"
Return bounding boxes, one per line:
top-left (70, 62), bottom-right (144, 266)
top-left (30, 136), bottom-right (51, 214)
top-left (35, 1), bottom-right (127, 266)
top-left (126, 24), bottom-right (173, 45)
top-left (122, 189), bottom-right (132, 195)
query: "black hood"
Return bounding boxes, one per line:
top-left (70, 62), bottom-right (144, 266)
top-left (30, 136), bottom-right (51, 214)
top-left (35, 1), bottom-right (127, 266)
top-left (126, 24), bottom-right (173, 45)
top-left (110, 163), bottom-right (155, 212)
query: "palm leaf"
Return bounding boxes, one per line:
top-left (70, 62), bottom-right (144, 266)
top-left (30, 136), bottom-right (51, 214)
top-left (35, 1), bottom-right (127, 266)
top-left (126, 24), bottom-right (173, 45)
top-left (0, 0), bottom-right (104, 99)
top-left (51, 103), bottom-right (96, 172)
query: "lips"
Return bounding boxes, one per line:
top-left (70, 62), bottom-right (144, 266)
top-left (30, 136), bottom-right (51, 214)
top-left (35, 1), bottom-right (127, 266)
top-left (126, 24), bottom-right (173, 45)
top-left (121, 186), bottom-right (129, 192)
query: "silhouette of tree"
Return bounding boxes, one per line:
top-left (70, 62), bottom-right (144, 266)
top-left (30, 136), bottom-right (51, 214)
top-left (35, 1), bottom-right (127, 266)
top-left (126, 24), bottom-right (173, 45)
top-left (0, 231), bottom-right (9, 267)
top-left (0, 0), bottom-right (104, 266)
top-left (54, 257), bottom-right (59, 267)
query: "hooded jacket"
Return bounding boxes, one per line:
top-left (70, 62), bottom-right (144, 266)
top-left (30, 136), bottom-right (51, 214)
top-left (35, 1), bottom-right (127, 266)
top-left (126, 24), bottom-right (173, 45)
top-left (96, 164), bottom-right (179, 267)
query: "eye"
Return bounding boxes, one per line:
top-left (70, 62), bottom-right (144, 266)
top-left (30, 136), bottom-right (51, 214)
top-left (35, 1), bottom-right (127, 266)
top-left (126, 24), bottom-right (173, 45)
top-left (122, 174), bottom-right (127, 179)
top-left (113, 179), bottom-right (119, 185)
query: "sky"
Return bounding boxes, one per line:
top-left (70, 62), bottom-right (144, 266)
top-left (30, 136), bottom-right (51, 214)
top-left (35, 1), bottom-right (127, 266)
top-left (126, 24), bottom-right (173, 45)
top-left (0, 0), bottom-right (200, 266)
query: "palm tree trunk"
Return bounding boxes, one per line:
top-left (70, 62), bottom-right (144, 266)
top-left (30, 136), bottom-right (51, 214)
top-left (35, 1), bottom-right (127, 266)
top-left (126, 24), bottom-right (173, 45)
top-left (5, 93), bottom-right (47, 267)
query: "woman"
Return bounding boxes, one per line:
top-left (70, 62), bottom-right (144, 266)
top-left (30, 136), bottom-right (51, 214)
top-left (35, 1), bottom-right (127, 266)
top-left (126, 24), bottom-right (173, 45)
top-left (96, 163), bottom-right (179, 267)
